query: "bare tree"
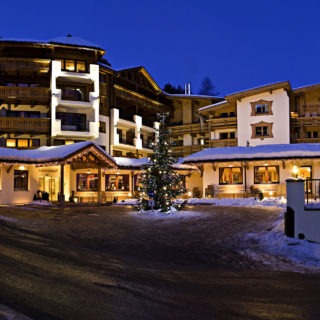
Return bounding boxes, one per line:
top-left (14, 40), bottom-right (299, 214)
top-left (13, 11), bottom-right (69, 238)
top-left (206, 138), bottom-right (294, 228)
top-left (198, 77), bottom-right (219, 96)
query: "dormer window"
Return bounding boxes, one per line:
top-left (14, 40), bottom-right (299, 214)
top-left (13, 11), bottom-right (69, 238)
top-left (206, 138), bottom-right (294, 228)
top-left (251, 99), bottom-right (273, 116)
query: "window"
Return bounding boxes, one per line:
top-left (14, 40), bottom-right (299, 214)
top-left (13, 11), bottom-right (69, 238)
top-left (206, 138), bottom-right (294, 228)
top-left (220, 133), bottom-right (229, 140)
top-left (14, 170), bottom-right (28, 191)
top-left (17, 139), bottom-right (29, 148)
top-left (251, 122), bottom-right (273, 139)
top-left (99, 121), bottom-right (106, 133)
top-left (76, 61), bottom-right (86, 72)
top-left (105, 174), bottom-right (129, 191)
top-left (65, 60), bottom-right (75, 71)
top-left (254, 166), bottom-right (279, 184)
top-left (251, 100), bottom-right (273, 116)
top-left (65, 141), bottom-right (74, 145)
top-left (219, 167), bottom-right (243, 185)
top-left (307, 131), bottom-right (318, 138)
top-left (76, 173), bottom-right (98, 191)
top-left (255, 126), bottom-right (269, 136)
top-left (113, 150), bottom-right (122, 157)
top-left (6, 139), bottom-right (16, 148)
top-left (230, 132), bottom-right (235, 139)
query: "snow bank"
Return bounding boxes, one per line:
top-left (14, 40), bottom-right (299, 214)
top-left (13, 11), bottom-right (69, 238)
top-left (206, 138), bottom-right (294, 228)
top-left (30, 201), bottom-right (54, 206)
top-left (184, 197), bottom-right (287, 208)
top-left (129, 208), bottom-right (202, 219)
top-left (115, 199), bottom-right (139, 205)
top-left (0, 215), bottom-right (20, 223)
top-left (241, 212), bottom-right (320, 273)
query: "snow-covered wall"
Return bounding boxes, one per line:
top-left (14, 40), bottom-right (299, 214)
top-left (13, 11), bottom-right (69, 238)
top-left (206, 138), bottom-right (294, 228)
top-left (237, 88), bottom-right (290, 146)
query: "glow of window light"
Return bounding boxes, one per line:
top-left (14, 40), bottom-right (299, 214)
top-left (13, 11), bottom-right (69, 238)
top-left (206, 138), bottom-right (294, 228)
top-left (128, 192), bottom-right (132, 197)
top-left (307, 167), bottom-right (311, 172)
top-left (19, 166), bottom-right (25, 170)
top-left (188, 191), bottom-right (192, 197)
top-left (269, 191), bottom-right (273, 196)
top-left (292, 166), bottom-right (299, 175)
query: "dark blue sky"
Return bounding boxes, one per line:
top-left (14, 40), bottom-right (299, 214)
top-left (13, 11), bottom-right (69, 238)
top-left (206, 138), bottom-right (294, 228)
top-left (1, 0), bottom-right (320, 95)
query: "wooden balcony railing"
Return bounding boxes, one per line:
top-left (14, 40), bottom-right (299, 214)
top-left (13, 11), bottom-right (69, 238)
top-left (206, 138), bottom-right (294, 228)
top-left (208, 138), bottom-right (237, 148)
top-left (0, 117), bottom-right (50, 133)
top-left (291, 137), bottom-right (320, 144)
top-left (169, 122), bottom-right (208, 135)
top-left (0, 86), bottom-right (51, 101)
top-left (208, 116), bottom-right (237, 128)
top-left (291, 117), bottom-right (320, 127)
top-left (172, 144), bottom-right (208, 155)
top-left (0, 58), bottom-right (50, 71)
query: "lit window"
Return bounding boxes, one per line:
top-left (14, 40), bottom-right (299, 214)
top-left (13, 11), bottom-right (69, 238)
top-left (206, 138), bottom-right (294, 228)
top-left (17, 139), bottom-right (29, 148)
top-left (77, 174), bottom-right (98, 191)
top-left (105, 174), bottom-right (129, 191)
top-left (99, 121), bottom-right (106, 133)
top-left (76, 61), bottom-right (86, 72)
top-left (65, 141), bottom-right (74, 145)
top-left (14, 170), bottom-right (28, 191)
top-left (65, 60), bottom-right (75, 71)
top-left (219, 167), bottom-right (243, 185)
top-left (254, 166), bottom-right (279, 184)
top-left (6, 139), bottom-right (16, 148)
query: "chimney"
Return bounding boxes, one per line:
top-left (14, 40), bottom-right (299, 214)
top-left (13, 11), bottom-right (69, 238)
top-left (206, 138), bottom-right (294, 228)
top-left (188, 82), bottom-right (191, 95)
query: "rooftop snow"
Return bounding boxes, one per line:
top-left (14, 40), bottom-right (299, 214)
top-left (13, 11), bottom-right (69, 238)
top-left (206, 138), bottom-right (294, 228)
top-left (0, 141), bottom-right (115, 164)
top-left (164, 93), bottom-right (222, 99)
top-left (0, 36), bottom-right (104, 51)
top-left (183, 143), bottom-right (320, 163)
top-left (115, 157), bottom-right (196, 170)
top-left (198, 100), bottom-right (228, 111)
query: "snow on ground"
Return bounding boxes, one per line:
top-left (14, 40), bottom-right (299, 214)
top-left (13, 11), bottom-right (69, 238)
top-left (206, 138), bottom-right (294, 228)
top-left (0, 215), bottom-right (20, 223)
top-left (129, 207), bottom-right (202, 219)
top-left (185, 197), bottom-right (287, 208)
top-left (30, 200), bottom-right (54, 206)
top-left (241, 211), bottom-right (320, 273)
top-left (117, 197), bottom-right (287, 208)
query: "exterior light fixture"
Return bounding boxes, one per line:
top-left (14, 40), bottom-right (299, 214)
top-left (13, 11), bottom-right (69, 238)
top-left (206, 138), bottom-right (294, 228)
top-left (188, 191), bottom-right (192, 197)
top-left (19, 166), bottom-right (25, 170)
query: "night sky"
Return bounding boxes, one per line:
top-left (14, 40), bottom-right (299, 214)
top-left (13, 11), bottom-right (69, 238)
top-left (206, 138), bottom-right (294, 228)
top-left (1, 0), bottom-right (320, 95)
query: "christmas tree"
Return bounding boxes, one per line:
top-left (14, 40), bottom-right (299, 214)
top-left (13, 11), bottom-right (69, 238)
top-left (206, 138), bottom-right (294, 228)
top-left (138, 113), bottom-right (186, 213)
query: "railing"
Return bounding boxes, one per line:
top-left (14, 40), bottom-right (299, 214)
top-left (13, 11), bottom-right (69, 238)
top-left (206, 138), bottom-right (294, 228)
top-left (0, 57), bottom-right (50, 71)
top-left (208, 116), bottom-right (237, 128)
top-left (172, 144), bottom-right (208, 154)
top-left (292, 138), bottom-right (320, 143)
top-left (291, 117), bottom-right (320, 127)
top-left (118, 135), bottom-right (135, 146)
top-left (0, 86), bottom-right (51, 100)
top-left (169, 122), bottom-right (208, 135)
top-left (208, 138), bottom-right (237, 148)
top-left (0, 117), bottom-right (50, 133)
top-left (142, 141), bottom-right (152, 149)
top-left (306, 178), bottom-right (320, 205)
top-left (61, 89), bottom-right (89, 102)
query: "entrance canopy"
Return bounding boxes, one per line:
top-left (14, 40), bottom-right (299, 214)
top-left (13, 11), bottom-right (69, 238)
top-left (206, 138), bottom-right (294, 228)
top-left (0, 141), bottom-right (117, 168)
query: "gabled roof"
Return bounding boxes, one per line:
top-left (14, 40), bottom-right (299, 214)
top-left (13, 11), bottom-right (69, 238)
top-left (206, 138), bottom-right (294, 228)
top-left (225, 81), bottom-right (291, 102)
top-left (183, 143), bottom-right (320, 164)
top-left (117, 66), bottom-right (162, 92)
top-left (292, 83), bottom-right (320, 93)
top-left (0, 141), bottom-right (117, 167)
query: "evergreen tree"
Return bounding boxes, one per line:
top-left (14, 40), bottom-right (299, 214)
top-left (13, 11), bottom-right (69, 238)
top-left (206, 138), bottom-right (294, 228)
top-left (163, 83), bottom-right (185, 94)
top-left (198, 76), bottom-right (219, 96)
top-left (137, 113), bottom-right (186, 213)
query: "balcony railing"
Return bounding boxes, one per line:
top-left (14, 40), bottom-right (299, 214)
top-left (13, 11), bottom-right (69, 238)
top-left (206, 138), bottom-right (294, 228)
top-left (208, 116), bottom-right (237, 128)
top-left (291, 137), bottom-right (320, 144)
top-left (0, 58), bottom-right (50, 72)
top-left (208, 138), bottom-right (237, 148)
top-left (291, 116), bottom-right (320, 127)
top-left (0, 86), bottom-right (51, 101)
top-left (119, 135), bottom-right (135, 146)
top-left (0, 117), bottom-right (50, 133)
top-left (169, 122), bottom-right (208, 135)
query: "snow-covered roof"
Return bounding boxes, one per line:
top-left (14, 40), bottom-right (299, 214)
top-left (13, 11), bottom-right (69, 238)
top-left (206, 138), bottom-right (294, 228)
top-left (0, 141), bottom-right (116, 165)
top-left (165, 93), bottom-right (222, 99)
top-left (183, 143), bottom-right (320, 163)
top-left (0, 36), bottom-right (104, 51)
top-left (198, 100), bottom-right (229, 112)
top-left (115, 157), bottom-right (196, 170)
top-left (225, 81), bottom-right (291, 101)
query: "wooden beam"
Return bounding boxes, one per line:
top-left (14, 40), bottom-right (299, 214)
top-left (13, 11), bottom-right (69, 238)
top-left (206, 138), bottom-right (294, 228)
top-left (6, 165), bottom-right (13, 174)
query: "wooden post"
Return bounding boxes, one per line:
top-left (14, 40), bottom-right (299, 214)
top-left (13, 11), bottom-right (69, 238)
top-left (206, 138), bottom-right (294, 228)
top-left (59, 164), bottom-right (65, 206)
top-left (98, 166), bottom-right (102, 203)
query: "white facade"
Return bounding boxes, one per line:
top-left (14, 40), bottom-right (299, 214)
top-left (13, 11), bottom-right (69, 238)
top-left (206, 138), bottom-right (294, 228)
top-left (50, 60), bottom-right (100, 140)
top-left (236, 88), bottom-right (290, 146)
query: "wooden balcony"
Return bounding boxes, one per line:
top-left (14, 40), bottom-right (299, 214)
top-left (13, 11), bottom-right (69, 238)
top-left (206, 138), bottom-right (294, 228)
top-left (0, 86), bottom-right (51, 102)
top-left (291, 138), bottom-right (320, 144)
top-left (169, 122), bottom-right (208, 136)
top-left (172, 144), bottom-right (208, 156)
top-left (208, 116), bottom-right (237, 129)
top-left (291, 117), bottom-right (320, 127)
top-left (208, 138), bottom-right (237, 148)
top-left (0, 117), bottom-right (50, 134)
top-left (0, 58), bottom-right (50, 72)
